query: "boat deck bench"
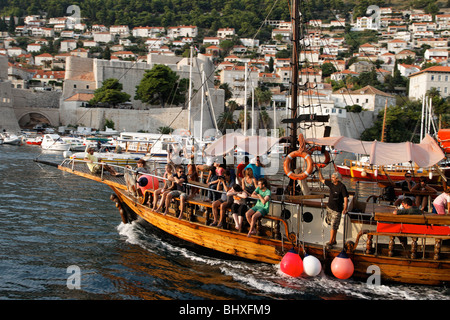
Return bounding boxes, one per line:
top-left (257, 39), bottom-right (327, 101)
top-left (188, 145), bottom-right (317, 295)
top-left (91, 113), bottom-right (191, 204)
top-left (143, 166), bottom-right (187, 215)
top-left (362, 212), bottom-right (450, 259)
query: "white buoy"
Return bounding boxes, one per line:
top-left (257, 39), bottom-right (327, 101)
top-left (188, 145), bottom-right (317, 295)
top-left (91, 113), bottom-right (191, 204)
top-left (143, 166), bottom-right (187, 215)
top-left (303, 254), bottom-right (322, 277)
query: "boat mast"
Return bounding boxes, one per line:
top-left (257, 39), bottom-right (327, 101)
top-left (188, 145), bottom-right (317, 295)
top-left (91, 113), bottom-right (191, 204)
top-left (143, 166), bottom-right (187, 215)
top-left (289, 0), bottom-right (300, 151)
top-left (188, 46), bottom-right (193, 134)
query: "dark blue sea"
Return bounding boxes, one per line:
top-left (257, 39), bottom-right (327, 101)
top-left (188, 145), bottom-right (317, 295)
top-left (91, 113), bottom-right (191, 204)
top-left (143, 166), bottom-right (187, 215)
top-left (0, 144), bottom-right (449, 308)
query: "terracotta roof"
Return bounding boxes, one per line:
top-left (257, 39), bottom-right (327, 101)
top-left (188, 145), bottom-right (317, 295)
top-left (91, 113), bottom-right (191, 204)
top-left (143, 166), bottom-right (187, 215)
top-left (409, 66), bottom-right (450, 77)
top-left (65, 93), bottom-right (94, 101)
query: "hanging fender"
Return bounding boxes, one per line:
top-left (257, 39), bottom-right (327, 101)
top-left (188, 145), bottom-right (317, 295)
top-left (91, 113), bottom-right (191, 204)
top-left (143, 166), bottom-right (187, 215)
top-left (283, 150), bottom-right (314, 181)
top-left (308, 146), bottom-right (331, 168)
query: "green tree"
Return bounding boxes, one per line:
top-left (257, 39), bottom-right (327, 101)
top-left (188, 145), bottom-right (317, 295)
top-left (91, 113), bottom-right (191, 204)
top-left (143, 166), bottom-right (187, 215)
top-left (321, 62), bottom-right (337, 78)
top-left (89, 78), bottom-right (131, 107)
top-left (135, 64), bottom-right (188, 107)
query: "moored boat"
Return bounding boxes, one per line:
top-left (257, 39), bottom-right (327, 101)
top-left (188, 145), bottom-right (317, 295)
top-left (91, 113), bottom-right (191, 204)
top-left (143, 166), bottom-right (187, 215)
top-left (61, 136), bottom-right (86, 151)
top-left (41, 134), bottom-right (71, 151)
top-left (25, 136), bottom-right (43, 145)
top-left (1, 132), bottom-right (22, 145)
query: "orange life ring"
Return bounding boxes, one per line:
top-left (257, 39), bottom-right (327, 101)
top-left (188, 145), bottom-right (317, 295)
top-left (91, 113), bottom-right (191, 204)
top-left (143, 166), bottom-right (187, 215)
top-left (283, 150), bottom-right (314, 181)
top-left (308, 146), bottom-right (331, 168)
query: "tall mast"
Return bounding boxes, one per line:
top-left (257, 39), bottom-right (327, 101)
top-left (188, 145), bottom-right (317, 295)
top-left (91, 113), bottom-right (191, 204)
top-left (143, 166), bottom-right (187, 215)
top-left (290, 0), bottom-right (300, 151)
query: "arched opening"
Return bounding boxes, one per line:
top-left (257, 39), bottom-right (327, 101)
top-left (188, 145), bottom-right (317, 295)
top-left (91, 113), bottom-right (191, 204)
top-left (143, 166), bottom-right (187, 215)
top-left (18, 112), bottom-right (52, 130)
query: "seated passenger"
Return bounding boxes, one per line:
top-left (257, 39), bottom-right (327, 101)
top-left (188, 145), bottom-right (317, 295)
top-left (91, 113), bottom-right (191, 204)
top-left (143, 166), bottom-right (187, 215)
top-left (206, 166), bottom-right (220, 202)
top-left (241, 167), bottom-right (257, 196)
top-left (245, 178), bottom-right (271, 237)
top-left (227, 184), bottom-right (248, 232)
top-left (124, 159), bottom-right (149, 195)
top-left (152, 164), bottom-right (174, 209)
top-left (84, 147), bottom-right (122, 176)
top-left (393, 172), bottom-right (416, 207)
top-left (236, 156), bottom-right (250, 184)
top-left (209, 170), bottom-right (234, 227)
top-left (432, 187), bottom-right (450, 215)
top-left (393, 197), bottom-right (423, 215)
top-left (156, 165), bottom-right (187, 219)
top-left (410, 177), bottom-right (437, 211)
top-left (244, 156), bottom-right (264, 180)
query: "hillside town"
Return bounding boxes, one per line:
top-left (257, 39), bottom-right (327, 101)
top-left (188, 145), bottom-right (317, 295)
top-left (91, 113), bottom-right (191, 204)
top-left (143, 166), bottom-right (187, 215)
top-left (0, 4), bottom-right (449, 136)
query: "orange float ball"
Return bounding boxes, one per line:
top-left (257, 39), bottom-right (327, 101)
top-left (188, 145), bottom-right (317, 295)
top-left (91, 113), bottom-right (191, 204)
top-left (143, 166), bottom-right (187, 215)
top-left (331, 250), bottom-right (354, 280)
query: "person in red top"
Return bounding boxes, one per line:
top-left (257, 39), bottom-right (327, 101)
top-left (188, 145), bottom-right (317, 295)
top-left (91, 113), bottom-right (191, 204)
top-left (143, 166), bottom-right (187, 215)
top-left (236, 156), bottom-right (249, 184)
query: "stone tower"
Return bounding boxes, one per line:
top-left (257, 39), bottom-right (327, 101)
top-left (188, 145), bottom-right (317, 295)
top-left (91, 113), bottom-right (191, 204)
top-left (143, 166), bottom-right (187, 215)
top-left (0, 55), bottom-right (20, 133)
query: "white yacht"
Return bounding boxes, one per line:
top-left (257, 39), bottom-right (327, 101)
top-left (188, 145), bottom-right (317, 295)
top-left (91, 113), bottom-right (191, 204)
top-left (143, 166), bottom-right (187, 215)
top-left (41, 134), bottom-right (71, 151)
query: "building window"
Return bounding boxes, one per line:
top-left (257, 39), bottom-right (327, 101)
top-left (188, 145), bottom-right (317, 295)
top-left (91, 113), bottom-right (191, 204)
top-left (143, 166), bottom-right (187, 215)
top-left (431, 75), bottom-right (434, 81)
top-left (86, 85), bottom-right (89, 89)
top-left (74, 84), bottom-right (77, 88)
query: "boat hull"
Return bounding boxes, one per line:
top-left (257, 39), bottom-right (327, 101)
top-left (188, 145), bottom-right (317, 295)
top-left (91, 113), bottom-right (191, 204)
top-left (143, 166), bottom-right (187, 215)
top-left (111, 186), bottom-right (450, 286)
top-left (336, 164), bottom-right (446, 182)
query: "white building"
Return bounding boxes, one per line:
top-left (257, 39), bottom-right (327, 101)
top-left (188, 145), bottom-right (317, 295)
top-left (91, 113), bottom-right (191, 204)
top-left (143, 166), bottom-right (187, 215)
top-left (167, 26), bottom-right (198, 39)
top-left (93, 32), bottom-right (114, 43)
top-left (110, 25), bottom-right (130, 37)
top-left (408, 66), bottom-right (450, 100)
top-left (217, 28), bottom-right (235, 38)
top-left (60, 40), bottom-right (77, 52)
top-left (331, 85), bottom-right (395, 113)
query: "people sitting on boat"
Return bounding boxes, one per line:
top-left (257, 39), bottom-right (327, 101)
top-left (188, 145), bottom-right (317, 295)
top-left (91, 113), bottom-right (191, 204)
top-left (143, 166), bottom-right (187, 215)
top-left (152, 164), bottom-right (175, 210)
top-left (318, 169), bottom-right (349, 248)
top-left (206, 166), bottom-right (219, 202)
top-left (186, 146), bottom-right (200, 197)
top-left (393, 197), bottom-right (423, 215)
top-left (124, 159), bottom-right (149, 195)
top-left (241, 167), bottom-right (257, 198)
top-left (209, 170), bottom-right (234, 227)
top-left (236, 156), bottom-right (250, 184)
top-left (244, 156), bottom-right (264, 180)
top-left (156, 165), bottom-right (188, 219)
top-left (410, 177), bottom-right (437, 211)
top-left (196, 144), bottom-right (215, 180)
top-left (84, 147), bottom-right (123, 177)
top-left (393, 172), bottom-right (416, 207)
top-left (432, 187), bottom-right (450, 215)
top-left (227, 184), bottom-right (248, 232)
top-left (245, 178), bottom-right (271, 238)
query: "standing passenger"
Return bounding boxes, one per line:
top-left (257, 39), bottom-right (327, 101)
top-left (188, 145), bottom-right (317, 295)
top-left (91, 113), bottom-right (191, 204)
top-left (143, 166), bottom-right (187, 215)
top-left (318, 169), bottom-right (349, 248)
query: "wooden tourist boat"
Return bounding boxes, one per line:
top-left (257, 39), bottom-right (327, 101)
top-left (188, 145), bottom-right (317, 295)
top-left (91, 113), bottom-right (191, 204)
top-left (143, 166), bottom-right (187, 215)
top-left (52, 154), bottom-right (450, 286)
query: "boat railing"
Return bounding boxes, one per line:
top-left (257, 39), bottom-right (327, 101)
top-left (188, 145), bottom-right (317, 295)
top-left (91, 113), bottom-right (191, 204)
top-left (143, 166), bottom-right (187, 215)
top-left (60, 157), bottom-right (383, 249)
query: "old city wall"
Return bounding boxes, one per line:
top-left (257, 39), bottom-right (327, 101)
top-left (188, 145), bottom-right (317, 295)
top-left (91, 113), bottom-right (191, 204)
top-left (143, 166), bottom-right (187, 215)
top-left (75, 107), bottom-right (193, 133)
